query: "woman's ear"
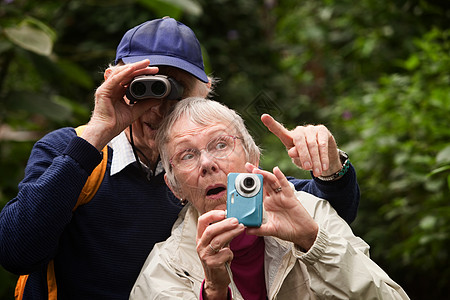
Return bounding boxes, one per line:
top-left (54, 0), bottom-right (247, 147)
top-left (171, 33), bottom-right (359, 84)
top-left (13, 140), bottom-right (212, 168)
top-left (164, 173), bottom-right (183, 200)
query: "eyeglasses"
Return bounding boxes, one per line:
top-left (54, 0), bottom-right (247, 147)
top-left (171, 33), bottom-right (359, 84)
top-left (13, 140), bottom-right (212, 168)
top-left (170, 135), bottom-right (241, 171)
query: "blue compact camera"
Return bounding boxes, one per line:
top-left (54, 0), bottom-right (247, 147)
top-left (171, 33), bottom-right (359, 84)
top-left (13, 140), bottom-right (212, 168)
top-left (226, 173), bottom-right (263, 227)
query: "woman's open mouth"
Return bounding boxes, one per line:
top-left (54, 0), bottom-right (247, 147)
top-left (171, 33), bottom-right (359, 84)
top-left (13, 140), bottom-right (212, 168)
top-left (206, 185), bottom-right (226, 199)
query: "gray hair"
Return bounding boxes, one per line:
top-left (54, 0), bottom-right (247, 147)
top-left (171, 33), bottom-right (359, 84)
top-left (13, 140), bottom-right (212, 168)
top-left (156, 97), bottom-right (261, 192)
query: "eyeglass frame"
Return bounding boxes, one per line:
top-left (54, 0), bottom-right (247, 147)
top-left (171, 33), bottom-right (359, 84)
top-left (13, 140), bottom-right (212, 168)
top-left (169, 135), bottom-right (242, 171)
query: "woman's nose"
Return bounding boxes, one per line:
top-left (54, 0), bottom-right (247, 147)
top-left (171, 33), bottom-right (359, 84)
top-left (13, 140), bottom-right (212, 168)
top-left (199, 151), bottom-right (218, 175)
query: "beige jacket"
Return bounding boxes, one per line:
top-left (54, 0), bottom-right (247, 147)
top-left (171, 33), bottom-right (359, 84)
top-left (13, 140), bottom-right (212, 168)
top-left (130, 189), bottom-right (409, 299)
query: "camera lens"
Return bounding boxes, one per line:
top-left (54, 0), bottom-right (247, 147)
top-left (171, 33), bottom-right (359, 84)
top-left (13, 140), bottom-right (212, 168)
top-left (243, 177), bottom-right (255, 190)
top-left (240, 176), bottom-right (256, 193)
top-left (234, 173), bottom-right (262, 198)
top-left (131, 82), bottom-right (147, 96)
top-left (151, 81), bottom-right (167, 96)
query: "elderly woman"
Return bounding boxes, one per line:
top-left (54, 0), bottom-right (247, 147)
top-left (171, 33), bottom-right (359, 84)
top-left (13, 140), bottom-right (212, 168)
top-left (130, 98), bottom-right (409, 299)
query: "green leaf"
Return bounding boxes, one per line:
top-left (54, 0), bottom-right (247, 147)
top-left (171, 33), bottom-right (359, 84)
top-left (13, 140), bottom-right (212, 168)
top-left (404, 54), bottom-right (420, 71)
top-left (137, 0), bottom-right (202, 18)
top-left (3, 18), bottom-right (55, 56)
top-left (57, 59), bottom-right (95, 90)
top-left (162, 0), bottom-right (202, 16)
top-left (5, 91), bottom-right (72, 123)
top-left (448, 174), bottom-right (450, 191)
top-left (428, 165), bottom-right (450, 177)
top-left (419, 215), bottom-right (437, 230)
top-left (436, 145), bottom-right (450, 165)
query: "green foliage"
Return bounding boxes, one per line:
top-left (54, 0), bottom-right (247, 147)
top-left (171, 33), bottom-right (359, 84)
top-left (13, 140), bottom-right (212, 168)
top-left (330, 28), bottom-right (450, 297)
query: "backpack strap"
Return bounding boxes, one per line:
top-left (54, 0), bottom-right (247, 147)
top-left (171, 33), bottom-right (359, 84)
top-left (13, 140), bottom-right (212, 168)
top-left (14, 275), bottom-right (28, 300)
top-left (15, 261), bottom-right (57, 300)
top-left (73, 125), bottom-right (108, 210)
top-left (46, 261), bottom-right (57, 299)
top-left (15, 126), bottom-right (108, 299)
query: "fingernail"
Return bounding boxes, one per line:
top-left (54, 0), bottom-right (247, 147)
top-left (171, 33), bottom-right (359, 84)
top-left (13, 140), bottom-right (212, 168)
top-left (314, 168), bottom-right (320, 175)
top-left (304, 162), bottom-right (311, 169)
top-left (323, 164), bottom-right (327, 170)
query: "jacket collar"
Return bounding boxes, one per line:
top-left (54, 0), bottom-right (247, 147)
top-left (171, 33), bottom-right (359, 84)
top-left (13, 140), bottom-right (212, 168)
top-left (168, 204), bottom-right (205, 282)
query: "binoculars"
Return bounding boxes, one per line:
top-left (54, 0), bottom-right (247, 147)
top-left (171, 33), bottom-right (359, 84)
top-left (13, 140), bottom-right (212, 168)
top-left (126, 75), bottom-right (184, 104)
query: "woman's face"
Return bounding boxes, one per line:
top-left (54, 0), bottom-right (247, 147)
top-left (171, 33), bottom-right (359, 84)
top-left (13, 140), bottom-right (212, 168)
top-left (165, 115), bottom-right (255, 214)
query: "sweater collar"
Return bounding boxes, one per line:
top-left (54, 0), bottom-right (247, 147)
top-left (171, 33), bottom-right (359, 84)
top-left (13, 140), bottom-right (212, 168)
top-left (108, 131), bottom-right (164, 176)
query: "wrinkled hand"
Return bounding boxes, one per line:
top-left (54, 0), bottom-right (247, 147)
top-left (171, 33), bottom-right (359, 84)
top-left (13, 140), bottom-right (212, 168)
top-left (261, 114), bottom-right (342, 177)
top-left (245, 163), bottom-right (318, 251)
top-left (196, 211), bottom-right (245, 299)
top-left (82, 60), bottom-right (160, 151)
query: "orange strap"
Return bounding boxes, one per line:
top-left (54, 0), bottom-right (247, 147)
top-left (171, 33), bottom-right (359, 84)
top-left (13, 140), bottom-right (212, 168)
top-left (15, 125), bottom-right (108, 299)
top-left (14, 275), bottom-right (28, 300)
top-left (46, 261), bottom-right (57, 300)
top-left (73, 125), bottom-right (108, 210)
top-left (15, 261), bottom-right (57, 300)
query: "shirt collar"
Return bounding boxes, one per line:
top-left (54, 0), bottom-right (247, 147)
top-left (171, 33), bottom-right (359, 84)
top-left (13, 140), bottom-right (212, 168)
top-left (108, 131), bottom-right (164, 177)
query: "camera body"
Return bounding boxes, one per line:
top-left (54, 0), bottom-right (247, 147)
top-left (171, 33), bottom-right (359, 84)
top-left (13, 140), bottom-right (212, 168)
top-left (226, 173), bottom-right (263, 227)
top-left (126, 75), bottom-right (184, 104)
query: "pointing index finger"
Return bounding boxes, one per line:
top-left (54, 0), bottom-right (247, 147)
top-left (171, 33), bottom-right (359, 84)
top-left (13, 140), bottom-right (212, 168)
top-left (261, 114), bottom-right (294, 148)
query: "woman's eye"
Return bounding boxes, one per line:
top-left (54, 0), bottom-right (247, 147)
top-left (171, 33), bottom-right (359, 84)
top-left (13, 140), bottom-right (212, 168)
top-left (180, 150), bottom-right (196, 161)
top-left (216, 142), bottom-right (228, 150)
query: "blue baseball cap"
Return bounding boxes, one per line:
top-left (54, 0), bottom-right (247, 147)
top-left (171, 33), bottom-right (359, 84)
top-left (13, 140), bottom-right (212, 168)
top-left (115, 17), bottom-right (208, 83)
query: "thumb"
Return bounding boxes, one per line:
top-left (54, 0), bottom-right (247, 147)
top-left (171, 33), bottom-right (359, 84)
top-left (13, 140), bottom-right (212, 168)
top-left (261, 114), bottom-right (294, 148)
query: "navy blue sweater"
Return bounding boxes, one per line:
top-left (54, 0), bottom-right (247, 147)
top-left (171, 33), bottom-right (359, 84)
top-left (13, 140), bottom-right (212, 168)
top-left (0, 127), bottom-right (359, 299)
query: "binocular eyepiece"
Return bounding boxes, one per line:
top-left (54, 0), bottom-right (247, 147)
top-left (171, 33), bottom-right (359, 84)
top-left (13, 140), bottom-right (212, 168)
top-left (126, 75), bottom-right (184, 104)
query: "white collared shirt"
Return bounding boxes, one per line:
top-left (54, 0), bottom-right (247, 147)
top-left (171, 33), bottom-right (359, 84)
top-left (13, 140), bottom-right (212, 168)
top-left (108, 131), bottom-right (164, 178)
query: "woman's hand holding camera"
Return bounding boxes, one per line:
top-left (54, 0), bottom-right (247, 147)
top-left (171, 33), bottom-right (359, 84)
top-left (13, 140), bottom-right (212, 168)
top-left (196, 211), bottom-right (244, 299)
top-left (245, 163), bottom-right (319, 252)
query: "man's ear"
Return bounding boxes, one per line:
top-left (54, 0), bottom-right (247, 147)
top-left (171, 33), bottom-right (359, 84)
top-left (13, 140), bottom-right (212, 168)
top-left (104, 68), bottom-right (113, 81)
top-left (164, 173), bottom-right (183, 200)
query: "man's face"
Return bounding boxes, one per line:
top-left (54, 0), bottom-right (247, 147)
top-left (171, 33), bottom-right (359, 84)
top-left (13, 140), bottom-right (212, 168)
top-left (126, 67), bottom-right (209, 164)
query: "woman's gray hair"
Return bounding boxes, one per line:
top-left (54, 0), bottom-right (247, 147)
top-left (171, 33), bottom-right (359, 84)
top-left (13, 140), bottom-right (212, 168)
top-left (156, 97), bottom-right (261, 192)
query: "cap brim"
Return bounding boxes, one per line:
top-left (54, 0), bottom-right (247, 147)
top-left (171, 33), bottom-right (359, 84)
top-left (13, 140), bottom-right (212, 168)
top-left (121, 55), bottom-right (209, 83)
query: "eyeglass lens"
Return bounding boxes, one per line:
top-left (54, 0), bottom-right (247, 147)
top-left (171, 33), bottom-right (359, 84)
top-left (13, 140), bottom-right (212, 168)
top-left (173, 135), bottom-right (236, 170)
